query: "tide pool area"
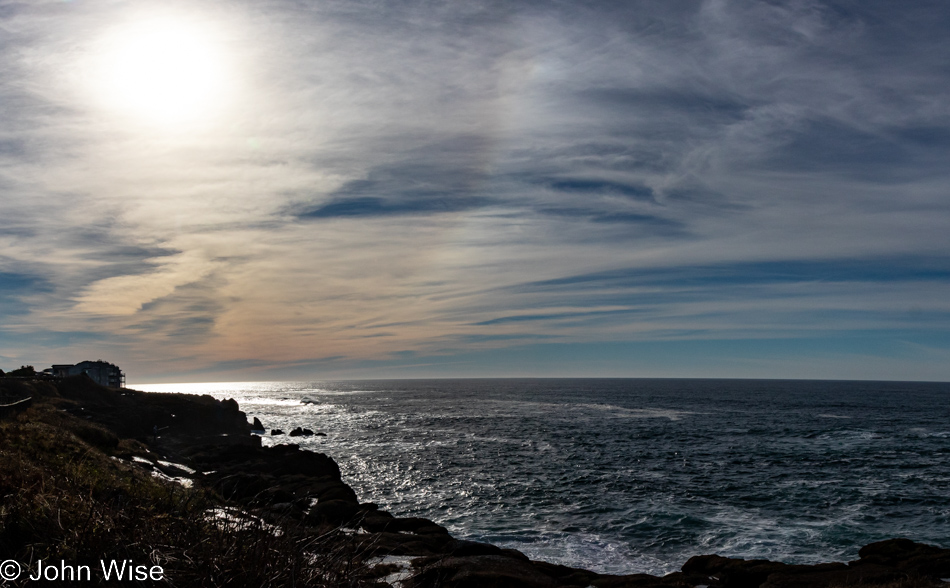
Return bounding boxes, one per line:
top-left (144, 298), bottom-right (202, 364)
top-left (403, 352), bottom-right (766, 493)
top-left (136, 378), bottom-right (950, 576)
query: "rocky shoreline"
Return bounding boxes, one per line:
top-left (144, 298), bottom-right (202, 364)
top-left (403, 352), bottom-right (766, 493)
top-left (3, 376), bottom-right (950, 587)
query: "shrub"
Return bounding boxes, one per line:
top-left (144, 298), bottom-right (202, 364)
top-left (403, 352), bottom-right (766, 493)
top-left (6, 365), bottom-right (36, 377)
top-left (0, 401), bottom-right (377, 587)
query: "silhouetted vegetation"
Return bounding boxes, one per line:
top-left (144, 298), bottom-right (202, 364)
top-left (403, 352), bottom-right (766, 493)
top-left (2, 365), bottom-right (36, 377)
top-left (0, 389), bottom-right (379, 587)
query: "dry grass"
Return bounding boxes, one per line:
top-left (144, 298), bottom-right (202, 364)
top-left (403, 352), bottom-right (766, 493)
top-left (0, 400), bottom-right (381, 587)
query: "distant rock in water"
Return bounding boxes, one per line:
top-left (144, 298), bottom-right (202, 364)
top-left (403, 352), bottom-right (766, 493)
top-left (250, 417), bottom-right (265, 433)
top-left (289, 427), bottom-right (315, 437)
top-left (271, 429), bottom-right (284, 435)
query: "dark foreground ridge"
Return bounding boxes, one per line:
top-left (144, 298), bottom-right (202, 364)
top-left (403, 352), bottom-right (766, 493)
top-left (1, 377), bottom-right (948, 587)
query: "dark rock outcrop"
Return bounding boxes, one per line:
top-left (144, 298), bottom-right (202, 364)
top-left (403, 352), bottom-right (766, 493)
top-left (51, 376), bottom-right (255, 448)
top-left (680, 541), bottom-right (950, 588)
top-left (856, 538), bottom-right (950, 577)
top-left (407, 555), bottom-right (559, 588)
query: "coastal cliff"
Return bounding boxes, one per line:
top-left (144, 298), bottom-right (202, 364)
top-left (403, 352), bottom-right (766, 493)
top-left (1, 376), bottom-right (948, 587)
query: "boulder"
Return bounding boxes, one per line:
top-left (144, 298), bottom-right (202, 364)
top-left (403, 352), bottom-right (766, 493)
top-left (760, 563), bottom-right (897, 588)
top-left (682, 554), bottom-right (791, 588)
top-left (306, 499), bottom-right (359, 526)
top-left (356, 531), bottom-right (451, 557)
top-left (364, 516), bottom-right (447, 535)
top-left (360, 511), bottom-right (397, 532)
top-left (856, 539), bottom-right (950, 577)
top-left (313, 482), bottom-right (359, 504)
top-left (271, 429), bottom-right (284, 435)
top-left (447, 539), bottom-right (504, 557)
top-left (407, 555), bottom-right (558, 588)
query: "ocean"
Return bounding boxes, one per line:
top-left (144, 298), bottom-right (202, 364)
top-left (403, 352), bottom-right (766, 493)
top-left (135, 379), bottom-right (950, 576)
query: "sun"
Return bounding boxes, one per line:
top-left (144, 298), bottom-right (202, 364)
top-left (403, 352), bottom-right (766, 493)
top-left (94, 17), bottom-right (231, 126)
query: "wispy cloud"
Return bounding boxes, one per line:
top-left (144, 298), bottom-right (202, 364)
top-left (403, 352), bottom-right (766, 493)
top-left (1, 0), bottom-right (949, 381)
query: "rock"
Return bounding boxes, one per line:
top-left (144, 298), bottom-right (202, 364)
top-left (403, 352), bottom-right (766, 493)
top-left (265, 502), bottom-right (305, 519)
top-left (315, 482), bottom-right (359, 503)
top-left (51, 377), bottom-right (253, 442)
top-left (356, 531), bottom-right (451, 557)
top-left (253, 487), bottom-right (295, 506)
top-left (271, 429), bottom-right (284, 435)
top-left (251, 417), bottom-right (265, 432)
top-left (315, 431), bottom-right (327, 437)
top-left (365, 516), bottom-right (447, 535)
top-left (289, 427), bottom-right (304, 436)
top-left (301, 428), bottom-right (314, 436)
top-left (682, 554), bottom-right (792, 588)
top-left (856, 538), bottom-right (950, 577)
top-left (306, 499), bottom-right (359, 526)
top-left (500, 549), bottom-right (531, 563)
top-left (591, 573), bottom-right (687, 588)
top-left (760, 563), bottom-right (897, 588)
top-left (360, 511), bottom-right (397, 532)
top-left (447, 539), bottom-right (503, 557)
top-left (407, 554), bottom-right (558, 588)
top-left (415, 524), bottom-right (451, 536)
top-left (528, 561), bottom-right (602, 587)
top-left (213, 472), bottom-right (270, 501)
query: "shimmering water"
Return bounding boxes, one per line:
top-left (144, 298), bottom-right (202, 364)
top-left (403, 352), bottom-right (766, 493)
top-left (136, 379), bottom-right (950, 575)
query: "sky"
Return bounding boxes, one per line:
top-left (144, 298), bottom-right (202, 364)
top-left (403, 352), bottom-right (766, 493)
top-left (1, 0), bottom-right (950, 383)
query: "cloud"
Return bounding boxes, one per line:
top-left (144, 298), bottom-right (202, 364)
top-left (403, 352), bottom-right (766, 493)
top-left (2, 0), bottom-right (950, 379)
top-left (524, 257), bottom-right (950, 290)
top-left (546, 178), bottom-right (656, 201)
top-left (298, 196), bottom-right (493, 218)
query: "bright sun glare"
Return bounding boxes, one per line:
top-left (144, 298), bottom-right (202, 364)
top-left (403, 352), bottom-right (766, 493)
top-left (95, 17), bottom-right (229, 125)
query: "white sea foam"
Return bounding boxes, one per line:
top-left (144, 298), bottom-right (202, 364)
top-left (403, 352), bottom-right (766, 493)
top-left (237, 397), bottom-right (304, 406)
top-left (571, 403), bottom-right (696, 421)
top-left (157, 460), bottom-right (196, 474)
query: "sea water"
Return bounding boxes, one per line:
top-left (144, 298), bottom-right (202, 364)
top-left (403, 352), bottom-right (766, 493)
top-left (135, 379), bottom-right (950, 576)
